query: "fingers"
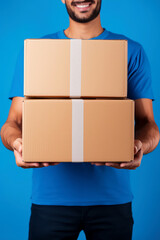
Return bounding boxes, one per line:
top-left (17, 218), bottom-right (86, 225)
top-left (120, 149), bottom-right (143, 169)
top-left (91, 139), bottom-right (144, 170)
top-left (91, 162), bottom-right (106, 166)
top-left (14, 150), bottom-right (40, 168)
top-left (91, 148), bottom-right (143, 170)
top-left (48, 162), bottom-right (60, 166)
top-left (134, 139), bottom-right (142, 154)
top-left (13, 138), bottom-right (22, 153)
top-left (91, 162), bottom-right (128, 169)
top-left (42, 163), bottom-right (49, 167)
top-left (105, 162), bottom-right (121, 169)
top-left (91, 162), bottom-right (121, 168)
top-left (12, 137), bottom-right (60, 168)
top-left (40, 162), bottom-right (60, 167)
top-left (14, 150), bottom-right (60, 169)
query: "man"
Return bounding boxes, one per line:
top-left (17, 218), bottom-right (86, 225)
top-left (1, 0), bottom-right (160, 239)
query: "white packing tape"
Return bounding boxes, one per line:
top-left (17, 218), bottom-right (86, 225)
top-left (70, 39), bottom-right (82, 98)
top-left (72, 99), bottom-right (84, 162)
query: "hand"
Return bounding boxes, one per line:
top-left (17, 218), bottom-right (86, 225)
top-left (90, 139), bottom-right (143, 170)
top-left (13, 138), bottom-right (60, 169)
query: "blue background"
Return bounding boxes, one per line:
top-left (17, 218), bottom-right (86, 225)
top-left (0, 0), bottom-right (159, 239)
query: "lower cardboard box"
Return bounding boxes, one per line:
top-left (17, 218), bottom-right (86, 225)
top-left (22, 99), bottom-right (134, 163)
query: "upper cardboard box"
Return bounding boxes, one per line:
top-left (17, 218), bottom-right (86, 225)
top-left (24, 39), bottom-right (127, 98)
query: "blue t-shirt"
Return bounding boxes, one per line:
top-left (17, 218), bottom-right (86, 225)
top-left (9, 28), bottom-right (154, 206)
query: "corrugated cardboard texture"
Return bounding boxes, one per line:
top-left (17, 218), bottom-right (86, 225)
top-left (22, 99), bottom-right (134, 162)
top-left (24, 39), bottom-right (127, 98)
top-left (81, 40), bottom-right (127, 97)
top-left (22, 99), bottom-right (72, 162)
top-left (83, 100), bottom-right (134, 162)
top-left (24, 40), bottom-right (70, 97)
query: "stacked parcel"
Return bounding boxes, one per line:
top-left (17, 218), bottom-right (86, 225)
top-left (23, 39), bottom-right (134, 163)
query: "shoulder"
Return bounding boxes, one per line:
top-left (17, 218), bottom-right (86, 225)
top-left (107, 30), bottom-right (141, 49)
top-left (106, 30), bottom-right (143, 60)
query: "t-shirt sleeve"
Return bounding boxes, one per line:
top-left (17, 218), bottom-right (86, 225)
top-left (127, 44), bottom-right (155, 101)
top-left (9, 46), bottom-right (24, 100)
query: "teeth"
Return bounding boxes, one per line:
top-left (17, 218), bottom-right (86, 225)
top-left (76, 4), bottom-right (90, 8)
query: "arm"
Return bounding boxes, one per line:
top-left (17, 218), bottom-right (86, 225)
top-left (91, 98), bottom-right (160, 169)
top-left (1, 97), bottom-right (59, 168)
top-left (115, 98), bottom-right (160, 169)
top-left (135, 99), bottom-right (159, 154)
top-left (1, 97), bottom-right (23, 151)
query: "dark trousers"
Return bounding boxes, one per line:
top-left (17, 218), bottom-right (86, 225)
top-left (29, 202), bottom-right (134, 240)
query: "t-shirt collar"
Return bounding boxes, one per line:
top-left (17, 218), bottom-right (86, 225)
top-left (58, 28), bottom-right (109, 40)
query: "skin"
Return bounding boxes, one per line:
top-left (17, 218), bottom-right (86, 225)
top-left (1, 0), bottom-right (160, 169)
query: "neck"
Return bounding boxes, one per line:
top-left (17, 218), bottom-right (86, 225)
top-left (64, 14), bottom-right (104, 39)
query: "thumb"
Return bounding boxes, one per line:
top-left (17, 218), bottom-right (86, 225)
top-left (134, 139), bottom-right (142, 154)
top-left (13, 138), bottom-right (22, 153)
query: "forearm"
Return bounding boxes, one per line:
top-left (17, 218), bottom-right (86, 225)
top-left (0, 121), bottom-right (22, 151)
top-left (135, 120), bottom-right (160, 154)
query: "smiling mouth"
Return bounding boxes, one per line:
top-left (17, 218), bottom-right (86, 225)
top-left (72, 1), bottom-right (94, 12)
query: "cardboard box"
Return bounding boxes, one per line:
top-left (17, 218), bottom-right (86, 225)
top-left (24, 39), bottom-right (127, 98)
top-left (22, 99), bottom-right (134, 163)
